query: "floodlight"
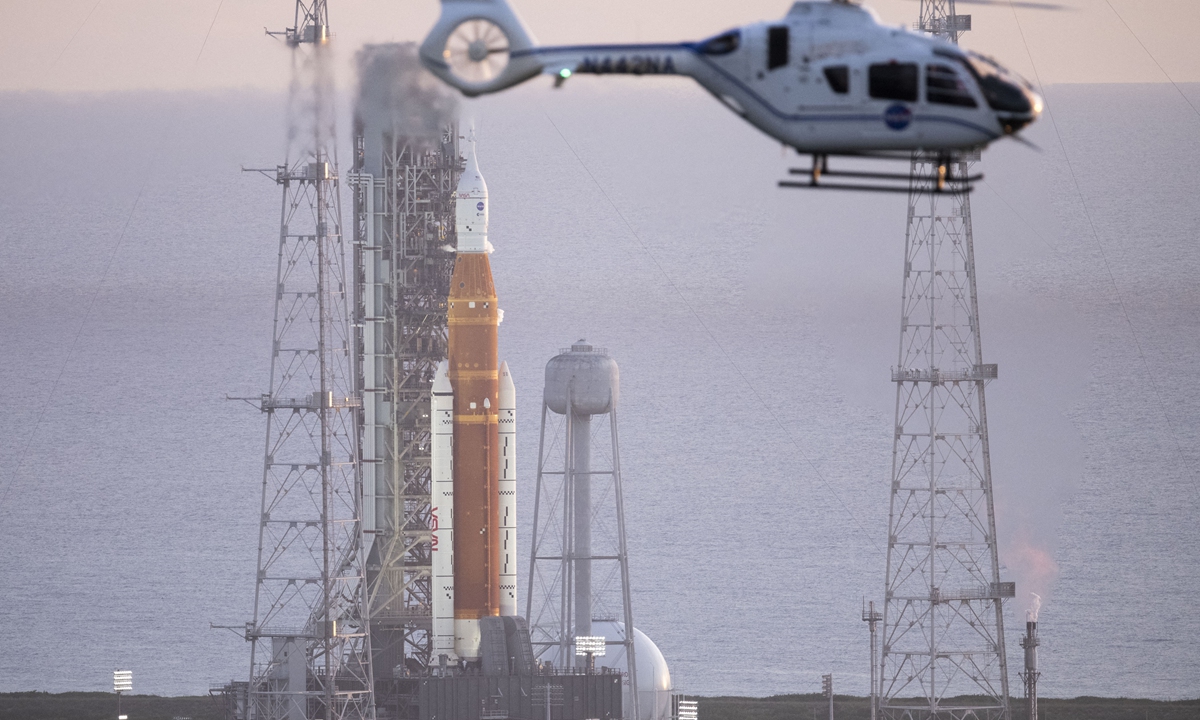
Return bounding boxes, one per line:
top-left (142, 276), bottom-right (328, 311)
top-left (574, 636), bottom-right (606, 657)
top-left (113, 670), bottom-right (133, 693)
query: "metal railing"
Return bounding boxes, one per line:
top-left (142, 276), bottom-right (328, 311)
top-left (891, 364), bottom-right (998, 383)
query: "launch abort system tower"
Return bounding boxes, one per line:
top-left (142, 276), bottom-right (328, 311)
top-left (878, 2), bottom-right (1013, 718)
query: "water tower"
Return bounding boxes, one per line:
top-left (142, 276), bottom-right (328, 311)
top-left (526, 342), bottom-right (674, 720)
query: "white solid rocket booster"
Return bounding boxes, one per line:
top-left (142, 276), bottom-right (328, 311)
top-left (498, 361), bottom-right (517, 617)
top-left (431, 360), bottom-right (457, 661)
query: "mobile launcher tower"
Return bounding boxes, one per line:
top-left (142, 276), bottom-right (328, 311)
top-left (347, 107), bottom-right (461, 714)
top-left (350, 112), bottom-right (635, 719)
top-left (351, 111), bottom-right (538, 715)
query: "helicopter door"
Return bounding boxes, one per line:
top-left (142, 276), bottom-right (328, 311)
top-left (751, 24), bottom-right (788, 81)
top-left (751, 24), bottom-right (792, 107)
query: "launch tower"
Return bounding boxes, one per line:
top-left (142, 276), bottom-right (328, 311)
top-left (348, 113), bottom-right (461, 712)
top-left (241, 2), bottom-right (376, 720)
top-left (878, 2), bottom-right (1013, 718)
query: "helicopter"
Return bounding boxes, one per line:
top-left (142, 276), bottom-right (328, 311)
top-left (418, 0), bottom-right (1043, 192)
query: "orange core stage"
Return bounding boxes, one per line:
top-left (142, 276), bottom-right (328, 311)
top-left (447, 252), bottom-right (501, 629)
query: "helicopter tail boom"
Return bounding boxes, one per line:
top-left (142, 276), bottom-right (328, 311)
top-left (420, 0), bottom-right (543, 96)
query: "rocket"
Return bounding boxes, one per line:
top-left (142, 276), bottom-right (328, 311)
top-left (430, 141), bottom-right (517, 664)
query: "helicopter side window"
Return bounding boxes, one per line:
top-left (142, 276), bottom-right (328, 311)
top-left (768, 26), bottom-right (789, 70)
top-left (868, 62), bottom-right (918, 102)
top-left (926, 64), bottom-right (978, 107)
top-left (699, 30), bottom-right (740, 56)
top-left (823, 66), bottom-right (849, 94)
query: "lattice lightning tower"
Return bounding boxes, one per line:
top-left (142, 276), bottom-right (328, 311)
top-left (878, 2), bottom-right (1013, 719)
top-left (243, 3), bottom-right (376, 719)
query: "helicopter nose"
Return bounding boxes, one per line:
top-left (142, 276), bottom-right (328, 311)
top-left (990, 78), bottom-right (1040, 134)
top-left (1027, 88), bottom-right (1044, 119)
top-left (1002, 86), bottom-right (1043, 135)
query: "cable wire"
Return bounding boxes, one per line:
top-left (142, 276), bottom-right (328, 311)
top-left (1102, 0), bottom-right (1200, 122)
top-left (52, 0), bottom-right (104, 68)
top-left (0, 0), bottom-right (230, 517)
top-left (540, 109), bottom-right (884, 555)
top-left (1006, 1), bottom-right (1200, 491)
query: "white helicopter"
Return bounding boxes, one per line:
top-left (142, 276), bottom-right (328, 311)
top-left (418, 0), bottom-right (1043, 191)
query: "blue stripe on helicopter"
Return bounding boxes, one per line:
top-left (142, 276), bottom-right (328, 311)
top-left (513, 43), bottom-right (1001, 140)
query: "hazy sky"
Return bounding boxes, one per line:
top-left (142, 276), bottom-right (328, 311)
top-left (5, 0), bottom-right (1200, 94)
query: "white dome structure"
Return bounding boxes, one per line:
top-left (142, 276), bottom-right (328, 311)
top-left (539, 621), bottom-right (673, 720)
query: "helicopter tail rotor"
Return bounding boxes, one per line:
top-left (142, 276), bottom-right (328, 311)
top-left (420, 0), bottom-right (543, 97)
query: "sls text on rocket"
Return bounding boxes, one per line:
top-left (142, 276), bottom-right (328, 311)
top-left (430, 139), bottom-right (518, 664)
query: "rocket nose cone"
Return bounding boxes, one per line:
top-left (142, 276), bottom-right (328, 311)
top-left (433, 359), bottom-right (453, 394)
top-left (456, 141), bottom-right (488, 197)
top-left (499, 360), bottom-right (515, 408)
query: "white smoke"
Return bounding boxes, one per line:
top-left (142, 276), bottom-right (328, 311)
top-left (1027, 592), bottom-right (1042, 623)
top-left (354, 43), bottom-right (459, 174)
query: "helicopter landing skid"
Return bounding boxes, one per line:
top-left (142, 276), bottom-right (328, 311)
top-left (778, 153), bottom-right (982, 194)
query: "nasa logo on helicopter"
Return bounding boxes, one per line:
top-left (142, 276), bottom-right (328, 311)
top-left (418, 0), bottom-right (1043, 192)
top-left (884, 103), bottom-right (913, 130)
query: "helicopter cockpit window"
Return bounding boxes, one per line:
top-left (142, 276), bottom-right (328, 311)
top-left (926, 64), bottom-right (977, 107)
top-left (823, 66), bottom-right (850, 94)
top-left (768, 26), bottom-right (789, 70)
top-left (960, 52), bottom-right (1035, 114)
top-left (868, 62), bottom-right (918, 102)
top-left (699, 30), bottom-right (740, 56)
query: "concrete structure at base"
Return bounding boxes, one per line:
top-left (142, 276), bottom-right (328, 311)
top-left (419, 671), bottom-right (623, 720)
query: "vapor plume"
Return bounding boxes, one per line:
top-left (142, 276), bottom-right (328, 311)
top-left (354, 43), bottom-right (459, 174)
top-left (1006, 533), bottom-right (1060, 617)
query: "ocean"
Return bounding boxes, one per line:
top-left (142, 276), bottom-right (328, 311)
top-left (0, 79), bottom-right (1197, 700)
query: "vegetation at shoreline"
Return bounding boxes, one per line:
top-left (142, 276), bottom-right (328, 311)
top-left (0, 692), bottom-right (221, 720)
top-left (698, 693), bottom-right (1200, 720)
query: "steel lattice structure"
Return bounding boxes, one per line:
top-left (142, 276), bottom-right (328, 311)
top-left (878, 3), bottom-right (1012, 719)
top-left (350, 128), bottom-right (461, 718)
top-left (242, 3), bottom-right (375, 719)
top-left (246, 157), bottom-right (374, 720)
